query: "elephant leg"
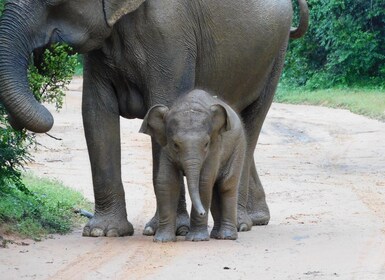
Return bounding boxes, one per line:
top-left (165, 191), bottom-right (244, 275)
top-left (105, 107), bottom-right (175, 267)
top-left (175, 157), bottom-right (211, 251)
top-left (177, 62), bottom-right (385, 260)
top-left (240, 46), bottom-right (288, 227)
top-left (143, 141), bottom-right (189, 236)
top-left (81, 70), bottom-right (133, 237)
top-left (247, 160), bottom-right (270, 225)
top-left (237, 165), bottom-right (253, 231)
top-left (153, 157), bottom-right (181, 242)
top-left (209, 185), bottom-right (222, 238)
top-left (186, 181), bottom-right (213, 242)
top-left (212, 176), bottom-right (239, 240)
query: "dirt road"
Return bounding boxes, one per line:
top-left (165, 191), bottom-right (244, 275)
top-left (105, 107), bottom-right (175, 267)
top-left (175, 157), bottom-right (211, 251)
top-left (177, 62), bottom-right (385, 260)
top-left (1, 78), bottom-right (384, 279)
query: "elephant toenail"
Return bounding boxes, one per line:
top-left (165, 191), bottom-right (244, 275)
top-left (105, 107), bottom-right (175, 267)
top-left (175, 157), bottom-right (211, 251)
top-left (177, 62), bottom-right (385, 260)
top-left (239, 224), bottom-right (249, 232)
top-left (143, 226), bottom-right (155, 236)
top-left (82, 226), bottom-right (91, 236)
top-left (90, 228), bottom-right (105, 237)
top-left (106, 229), bottom-right (119, 237)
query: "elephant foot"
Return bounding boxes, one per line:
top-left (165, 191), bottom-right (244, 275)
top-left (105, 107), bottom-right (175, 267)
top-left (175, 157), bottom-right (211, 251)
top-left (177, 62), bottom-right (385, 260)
top-left (246, 164), bottom-right (271, 226)
top-left (249, 210), bottom-right (270, 225)
top-left (82, 214), bottom-right (134, 237)
top-left (143, 215), bottom-right (158, 236)
top-left (176, 211), bottom-right (190, 236)
top-left (247, 196), bottom-right (270, 226)
top-left (153, 228), bottom-right (177, 243)
top-left (211, 224), bottom-right (238, 240)
top-left (237, 206), bottom-right (253, 232)
top-left (143, 211), bottom-right (190, 236)
top-left (185, 227), bottom-right (209, 241)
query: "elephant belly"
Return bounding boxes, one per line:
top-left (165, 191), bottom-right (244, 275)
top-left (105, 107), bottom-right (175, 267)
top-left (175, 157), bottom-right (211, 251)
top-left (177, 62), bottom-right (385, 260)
top-left (115, 79), bottom-right (147, 119)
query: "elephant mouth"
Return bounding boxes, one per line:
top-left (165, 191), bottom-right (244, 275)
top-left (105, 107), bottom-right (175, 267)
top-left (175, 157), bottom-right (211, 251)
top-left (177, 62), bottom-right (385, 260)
top-left (49, 28), bottom-right (65, 45)
top-left (33, 29), bottom-right (75, 71)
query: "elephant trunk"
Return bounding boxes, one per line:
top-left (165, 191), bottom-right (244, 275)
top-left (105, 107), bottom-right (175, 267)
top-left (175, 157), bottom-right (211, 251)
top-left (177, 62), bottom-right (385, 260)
top-left (0, 5), bottom-right (54, 133)
top-left (183, 158), bottom-right (206, 217)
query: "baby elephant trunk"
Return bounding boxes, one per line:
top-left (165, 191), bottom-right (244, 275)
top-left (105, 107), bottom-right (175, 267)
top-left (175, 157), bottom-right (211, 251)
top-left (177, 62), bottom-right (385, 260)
top-left (183, 159), bottom-right (206, 217)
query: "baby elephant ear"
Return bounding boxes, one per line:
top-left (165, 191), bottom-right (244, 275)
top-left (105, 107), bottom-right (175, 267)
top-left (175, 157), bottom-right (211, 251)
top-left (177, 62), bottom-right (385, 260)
top-left (103, 0), bottom-right (146, 26)
top-left (139, 105), bottom-right (169, 146)
top-left (210, 104), bottom-right (232, 134)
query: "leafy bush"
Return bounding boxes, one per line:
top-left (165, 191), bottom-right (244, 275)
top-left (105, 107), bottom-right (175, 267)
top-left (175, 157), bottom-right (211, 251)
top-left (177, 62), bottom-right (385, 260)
top-left (0, 44), bottom-right (77, 194)
top-left (283, 0), bottom-right (385, 89)
top-left (0, 126), bottom-right (32, 194)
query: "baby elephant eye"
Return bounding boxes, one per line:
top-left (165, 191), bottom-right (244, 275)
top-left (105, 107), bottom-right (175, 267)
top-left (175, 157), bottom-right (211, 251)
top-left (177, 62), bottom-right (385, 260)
top-left (173, 142), bottom-right (180, 151)
top-left (204, 141), bottom-right (210, 150)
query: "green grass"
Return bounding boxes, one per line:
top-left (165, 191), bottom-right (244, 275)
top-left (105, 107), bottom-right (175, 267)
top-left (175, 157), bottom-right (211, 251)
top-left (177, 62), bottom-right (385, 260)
top-left (0, 175), bottom-right (92, 241)
top-left (275, 86), bottom-right (385, 121)
top-left (74, 63), bottom-right (83, 76)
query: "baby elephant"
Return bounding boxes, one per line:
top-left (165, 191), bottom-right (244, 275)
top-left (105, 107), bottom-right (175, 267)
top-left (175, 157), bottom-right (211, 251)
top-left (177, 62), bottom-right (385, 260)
top-left (140, 89), bottom-right (246, 242)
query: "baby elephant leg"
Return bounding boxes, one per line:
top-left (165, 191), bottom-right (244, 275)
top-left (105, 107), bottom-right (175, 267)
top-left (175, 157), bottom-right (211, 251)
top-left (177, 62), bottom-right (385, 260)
top-left (209, 186), bottom-right (222, 238)
top-left (185, 184), bottom-right (212, 242)
top-left (212, 178), bottom-right (238, 240)
top-left (153, 161), bottom-right (180, 242)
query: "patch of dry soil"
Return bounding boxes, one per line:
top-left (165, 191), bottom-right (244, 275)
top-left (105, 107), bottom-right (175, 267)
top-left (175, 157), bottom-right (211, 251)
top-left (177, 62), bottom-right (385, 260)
top-left (1, 78), bottom-right (384, 279)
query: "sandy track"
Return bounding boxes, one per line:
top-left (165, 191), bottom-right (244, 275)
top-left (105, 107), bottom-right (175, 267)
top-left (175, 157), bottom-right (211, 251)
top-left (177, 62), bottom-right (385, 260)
top-left (0, 78), bottom-right (384, 279)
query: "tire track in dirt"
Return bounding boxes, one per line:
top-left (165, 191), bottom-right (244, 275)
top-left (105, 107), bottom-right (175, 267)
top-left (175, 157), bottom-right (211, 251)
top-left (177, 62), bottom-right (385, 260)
top-left (50, 236), bottom-right (183, 280)
top-left (315, 122), bottom-right (385, 278)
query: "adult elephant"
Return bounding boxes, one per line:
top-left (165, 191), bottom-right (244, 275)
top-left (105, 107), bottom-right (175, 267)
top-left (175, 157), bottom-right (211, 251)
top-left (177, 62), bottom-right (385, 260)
top-left (0, 0), bottom-right (309, 237)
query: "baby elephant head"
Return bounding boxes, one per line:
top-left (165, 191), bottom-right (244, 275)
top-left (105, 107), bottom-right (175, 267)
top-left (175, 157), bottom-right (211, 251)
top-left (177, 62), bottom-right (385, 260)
top-left (140, 99), bottom-right (233, 217)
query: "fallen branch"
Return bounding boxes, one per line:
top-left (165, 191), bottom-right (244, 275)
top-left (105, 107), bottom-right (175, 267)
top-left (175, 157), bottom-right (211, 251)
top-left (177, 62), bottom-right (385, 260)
top-left (73, 209), bottom-right (94, 219)
top-left (45, 133), bottom-right (62, 141)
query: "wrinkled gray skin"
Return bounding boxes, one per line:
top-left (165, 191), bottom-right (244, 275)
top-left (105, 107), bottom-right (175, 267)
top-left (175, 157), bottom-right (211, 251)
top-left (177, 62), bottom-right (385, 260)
top-left (0, 0), bottom-right (309, 237)
top-left (140, 90), bottom-right (245, 242)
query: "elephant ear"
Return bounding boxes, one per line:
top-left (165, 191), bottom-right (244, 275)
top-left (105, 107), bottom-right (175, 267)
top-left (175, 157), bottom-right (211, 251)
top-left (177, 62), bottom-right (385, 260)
top-left (103, 0), bottom-right (146, 26)
top-left (210, 104), bottom-right (233, 135)
top-left (139, 105), bottom-right (169, 146)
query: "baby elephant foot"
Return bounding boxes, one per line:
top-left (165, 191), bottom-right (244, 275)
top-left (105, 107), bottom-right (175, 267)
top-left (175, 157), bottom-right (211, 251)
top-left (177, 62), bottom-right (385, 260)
top-left (237, 207), bottom-right (253, 232)
top-left (153, 228), bottom-right (176, 243)
top-left (212, 225), bottom-right (238, 240)
top-left (185, 227), bottom-right (209, 242)
top-left (83, 214), bottom-right (134, 237)
top-left (143, 211), bottom-right (189, 236)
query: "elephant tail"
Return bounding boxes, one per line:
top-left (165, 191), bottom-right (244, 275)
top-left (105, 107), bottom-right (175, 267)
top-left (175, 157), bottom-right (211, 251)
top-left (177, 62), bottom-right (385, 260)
top-left (290, 0), bottom-right (309, 39)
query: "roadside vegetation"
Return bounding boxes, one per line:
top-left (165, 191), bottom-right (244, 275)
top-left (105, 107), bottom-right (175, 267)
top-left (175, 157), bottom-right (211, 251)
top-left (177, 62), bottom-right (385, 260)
top-left (0, 175), bottom-right (92, 242)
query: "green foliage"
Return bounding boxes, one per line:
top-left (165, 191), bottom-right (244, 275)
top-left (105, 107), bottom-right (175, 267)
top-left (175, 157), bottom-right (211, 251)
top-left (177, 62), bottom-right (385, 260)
top-left (0, 175), bottom-right (92, 239)
top-left (28, 44), bottom-right (78, 109)
top-left (0, 125), bottom-right (32, 194)
top-left (283, 0), bottom-right (385, 89)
